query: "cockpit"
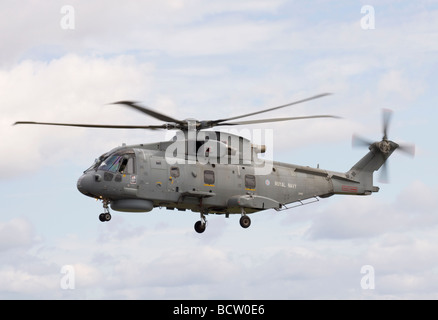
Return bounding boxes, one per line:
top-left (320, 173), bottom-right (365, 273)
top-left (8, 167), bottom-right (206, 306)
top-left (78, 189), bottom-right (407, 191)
top-left (98, 154), bottom-right (135, 174)
top-left (78, 148), bottom-right (137, 200)
top-left (85, 149), bottom-right (136, 174)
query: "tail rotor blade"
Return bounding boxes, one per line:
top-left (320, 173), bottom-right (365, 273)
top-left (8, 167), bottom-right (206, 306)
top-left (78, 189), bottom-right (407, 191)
top-left (382, 108), bottom-right (393, 140)
top-left (398, 143), bottom-right (416, 157)
top-left (378, 161), bottom-right (390, 184)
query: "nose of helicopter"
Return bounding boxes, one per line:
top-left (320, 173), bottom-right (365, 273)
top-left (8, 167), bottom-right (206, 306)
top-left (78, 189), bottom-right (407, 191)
top-left (77, 173), bottom-right (98, 197)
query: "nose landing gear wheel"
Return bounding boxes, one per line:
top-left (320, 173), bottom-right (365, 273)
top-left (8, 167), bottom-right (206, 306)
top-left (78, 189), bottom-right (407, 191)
top-left (99, 199), bottom-right (112, 222)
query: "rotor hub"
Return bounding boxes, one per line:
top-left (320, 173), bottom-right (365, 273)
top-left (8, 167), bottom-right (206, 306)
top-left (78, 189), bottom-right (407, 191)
top-left (378, 140), bottom-right (391, 154)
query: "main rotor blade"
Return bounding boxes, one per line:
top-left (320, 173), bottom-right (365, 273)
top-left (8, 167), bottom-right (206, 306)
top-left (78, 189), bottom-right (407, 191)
top-left (13, 121), bottom-right (166, 130)
top-left (352, 134), bottom-right (373, 148)
top-left (216, 115), bottom-right (340, 126)
top-left (212, 93), bottom-right (332, 125)
top-left (112, 101), bottom-right (184, 125)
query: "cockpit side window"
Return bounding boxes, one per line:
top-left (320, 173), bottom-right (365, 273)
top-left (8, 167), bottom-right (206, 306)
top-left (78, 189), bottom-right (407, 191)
top-left (119, 157), bottom-right (135, 174)
top-left (97, 151), bottom-right (135, 174)
top-left (108, 156), bottom-right (123, 172)
top-left (119, 158), bottom-right (128, 173)
top-left (98, 155), bottom-right (120, 172)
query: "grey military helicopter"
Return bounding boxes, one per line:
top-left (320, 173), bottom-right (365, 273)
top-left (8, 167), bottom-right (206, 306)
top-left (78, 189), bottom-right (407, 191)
top-left (14, 93), bottom-right (414, 233)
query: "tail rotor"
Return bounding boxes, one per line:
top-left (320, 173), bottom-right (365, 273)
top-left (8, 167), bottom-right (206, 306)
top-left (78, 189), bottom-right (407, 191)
top-left (352, 109), bottom-right (415, 183)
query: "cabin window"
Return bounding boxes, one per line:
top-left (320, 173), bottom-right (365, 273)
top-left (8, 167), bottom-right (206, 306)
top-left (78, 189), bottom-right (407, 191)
top-left (204, 170), bottom-right (215, 185)
top-left (245, 174), bottom-right (256, 189)
top-left (170, 167), bottom-right (180, 178)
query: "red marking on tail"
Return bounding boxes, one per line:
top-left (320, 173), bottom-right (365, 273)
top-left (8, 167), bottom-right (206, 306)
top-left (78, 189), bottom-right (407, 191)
top-left (342, 185), bottom-right (358, 193)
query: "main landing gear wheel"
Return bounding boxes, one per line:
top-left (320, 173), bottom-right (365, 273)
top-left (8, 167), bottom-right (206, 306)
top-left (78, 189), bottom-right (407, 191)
top-left (194, 220), bottom-right (206, 233)
top-left (194, 211), bottom-right (207, 233)
top-left (239, 208), bottom-right (251, 229)
top-left (239, 215), bottom-right (251, 228)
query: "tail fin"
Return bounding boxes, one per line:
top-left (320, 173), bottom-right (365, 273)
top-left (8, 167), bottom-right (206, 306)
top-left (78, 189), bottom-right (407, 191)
top-left (345, 141), bottom-right (398, 194)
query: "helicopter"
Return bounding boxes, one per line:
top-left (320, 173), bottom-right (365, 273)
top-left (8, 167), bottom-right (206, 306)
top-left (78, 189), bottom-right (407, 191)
top-left (14, 93), bottom-right (414, 233)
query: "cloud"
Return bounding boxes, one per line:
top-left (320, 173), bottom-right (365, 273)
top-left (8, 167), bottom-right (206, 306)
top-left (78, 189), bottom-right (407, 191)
top-left (0, 0), bottom-right (285, 65)
top-left (0, 218), bottom-right (36, 251)
top-left (1, 54), bottom-right (155, 178)
top-left (378, 70), bottom-right (424, 100)
top-left (304, 180), bottom-right (438, 240)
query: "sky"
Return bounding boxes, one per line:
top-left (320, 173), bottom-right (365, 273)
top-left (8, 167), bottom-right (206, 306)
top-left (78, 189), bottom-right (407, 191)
top-left (1, 0), bottom-right (438, 299)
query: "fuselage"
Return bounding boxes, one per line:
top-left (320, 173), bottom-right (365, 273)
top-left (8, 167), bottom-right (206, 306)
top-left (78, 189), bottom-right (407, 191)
top-left (77, 133), bottom-right (370, 216)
